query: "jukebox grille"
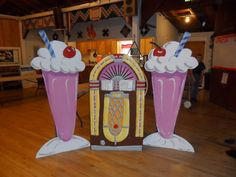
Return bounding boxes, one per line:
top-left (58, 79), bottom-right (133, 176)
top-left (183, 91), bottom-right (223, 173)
top-left (108, 96), bottom-right (124, 136)
top-left (103, 92), bottom-right (130, 144)
top-left (99, 62), bottom-right (137, 80)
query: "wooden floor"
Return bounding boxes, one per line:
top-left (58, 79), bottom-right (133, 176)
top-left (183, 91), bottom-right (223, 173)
top-left (0, 88), bottom-right (236, 177)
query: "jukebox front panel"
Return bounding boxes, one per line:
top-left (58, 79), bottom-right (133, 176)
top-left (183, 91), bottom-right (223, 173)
top-left (103, 92), bottom-right (130, 145)
top-left (89, 54), bottom-right (146, 150)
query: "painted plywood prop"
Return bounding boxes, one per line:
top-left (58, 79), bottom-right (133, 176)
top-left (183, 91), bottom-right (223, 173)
top-left (143, 32), bottom-right (198, 152)
top-left (69, 2), bottom-right (123, 28)
top-left (31, 31), bottom-right (90, 158)
top-left (22, 15), bottom-right (55, 38)
top-left (89, 54), bottom-right (146, 150)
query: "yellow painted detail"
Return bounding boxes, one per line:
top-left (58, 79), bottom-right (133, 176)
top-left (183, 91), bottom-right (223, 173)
top-left (103, 92), bottom-right (130, 143)
top-left (90, 89), bottom-right (100, 135)
top-left (89, 56), bottom-right (113, 81)
top-left (122, 55), bottom-right (145, 137)
top-left (135, 90), bottom-right (145, 137)
top-left (122, 55), bottom-right (145, 80)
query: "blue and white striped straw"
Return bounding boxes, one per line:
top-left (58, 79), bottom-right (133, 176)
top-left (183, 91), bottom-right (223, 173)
top-left (38, 30), bottom-right (56, 58)
top-left (174, 32), bottom-right (191, 57)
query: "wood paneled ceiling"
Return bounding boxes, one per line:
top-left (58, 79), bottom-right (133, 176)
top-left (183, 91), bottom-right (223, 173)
top-left (0, 0), bottom-right (95, 16)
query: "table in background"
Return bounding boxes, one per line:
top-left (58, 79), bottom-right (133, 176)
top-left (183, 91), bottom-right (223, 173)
top-left (0, 74), bottom-right (42, 105)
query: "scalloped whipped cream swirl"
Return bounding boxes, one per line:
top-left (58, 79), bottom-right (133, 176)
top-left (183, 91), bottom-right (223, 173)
top-left (31, 40), bottom-right (85, 73)
top-left (145, 41), bottom-right (198, 73)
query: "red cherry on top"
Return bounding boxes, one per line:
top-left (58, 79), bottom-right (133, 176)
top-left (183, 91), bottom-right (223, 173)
top-left (63, 46), bottom-right (76, 58)
top-left (153, 47), bottom-right (166, 57)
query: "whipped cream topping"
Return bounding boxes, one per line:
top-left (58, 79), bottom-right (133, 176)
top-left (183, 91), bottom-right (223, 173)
top-left (31, 40), bottom-right (85, 73)
top-left (145, 41), bottom-right (198, 73)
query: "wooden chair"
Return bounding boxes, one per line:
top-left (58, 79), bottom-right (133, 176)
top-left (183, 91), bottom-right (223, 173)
top-left (35, 70), bottom-right (45, 95)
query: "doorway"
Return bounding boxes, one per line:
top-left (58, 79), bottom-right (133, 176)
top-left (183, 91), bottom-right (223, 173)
top-left (185, 41), bottom-right (207, 92)
top-left (185, 41), bottom-right (205, 59)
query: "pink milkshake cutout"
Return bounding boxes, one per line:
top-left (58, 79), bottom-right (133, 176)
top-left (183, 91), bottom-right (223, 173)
top-left (143, 32), bottom-right (198, 152)
top-left (31, 31), bottom-right (90, 158)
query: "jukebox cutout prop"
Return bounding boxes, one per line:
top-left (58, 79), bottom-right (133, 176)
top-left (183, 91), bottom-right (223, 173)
top-left (89, 54), bottom-right (146, 150)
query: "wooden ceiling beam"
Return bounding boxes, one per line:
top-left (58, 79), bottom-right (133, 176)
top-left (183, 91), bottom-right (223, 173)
top-left (3, 2), bottom-right (30, 16)
top-left (0, 0), bottom-right (97, 16)
top-left (63, 0), bottom-right (95, 7)
top-left (20, 0), bottom-right (48, 13)
top-left (7, 0), bottom-right (38, 15)
top-left (0, 0), bottom-right (6, 6)
top-left (141, 0), bottom-right (166, 28)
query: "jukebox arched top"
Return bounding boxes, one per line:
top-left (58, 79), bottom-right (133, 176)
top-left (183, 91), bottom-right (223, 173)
top-left (99, 61), bottom-right (137, 80)
top-left (90, 54), bottom-right (145, 81)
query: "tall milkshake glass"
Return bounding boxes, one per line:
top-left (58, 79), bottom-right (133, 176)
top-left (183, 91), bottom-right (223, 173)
top-left (32, 31), bottom-right (90, 158)
top-left (42, 71), bottom-right (79, 141)
top-left (152, 71), bottom-right (187, 139)
top-left (143, 33), bottom-right (198, 152)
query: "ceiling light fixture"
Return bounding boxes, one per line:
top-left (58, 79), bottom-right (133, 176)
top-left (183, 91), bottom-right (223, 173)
top-left (185, 16), bottom-right (190, 23)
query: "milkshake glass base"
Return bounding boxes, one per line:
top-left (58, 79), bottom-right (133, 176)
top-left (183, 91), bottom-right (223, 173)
top-left (143, 132), bottom-right (194, 152)
top-left (36, 135), bottom-right (90, 158)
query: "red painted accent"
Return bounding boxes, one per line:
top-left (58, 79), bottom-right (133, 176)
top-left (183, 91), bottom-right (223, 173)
top-left (63, 46), bottom-right (76, 58)
top-left (89, 86), bottom-right (99, 88)
top-left (215, 34), bottom-right (236, 43)
top-left (136, 82), bottom-right (146, 88)
top-left (153, 47), bottom-right (166, 57)
top-left (113, 124), bottom-right (118, 129)
top-left (136, 81), bottom-right (145, 84)
top-left (121, 44), bottom-right (132, 49)
top-left (215, 34), bottom-right (236, 39)
top-left (212, 66), bottom-right (236, 71)
top-left (89, 84), bottom-right (99, 88)
top-left (136, 86), bottom-right (146, 88)
top-left (113, 54), bottom-right (123, 59)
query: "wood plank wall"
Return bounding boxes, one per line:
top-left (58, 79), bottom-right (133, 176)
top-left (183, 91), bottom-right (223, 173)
top-left (76, 39), bottom-right (118, 56)
top-left (76, 37), bottom-right (154, 57)
top-left (0, 18), bottom-right (21, 47)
